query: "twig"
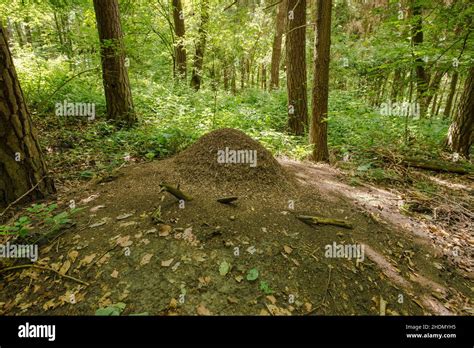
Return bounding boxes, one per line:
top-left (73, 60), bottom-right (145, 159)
top-left (38, 67), bottom-right (99, 112)
top-left (306, 266), bottom-right (332, 315)
top-left (0, 177), bottom-right (46, 217)
top-left (85, 243), bottom-right (119, 272)
top-left (263, 0), bottom-right (283, 11)
top-left (223, 0), bottom-right (237, 11)
top-left (0, 264), bottom-right (89, 286)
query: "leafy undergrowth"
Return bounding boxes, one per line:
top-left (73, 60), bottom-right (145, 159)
top-left (33, 83), bottom-right (470, 189)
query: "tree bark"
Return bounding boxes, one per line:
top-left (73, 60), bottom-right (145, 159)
top-left (411, 1), bottom-right (429, 116)
top-left (446, 67), bottom-right (474, 158)
top-left (425, 69), bottom-right (444, 115)
top-left (172, 0), bottom-right (186, 79)
top-left (240, 57), bottom-right (245, 90)
top-left (93, 0), bottom-right (136, 127)
top-left (231, 62), bottom-right (237, 95)
top-left (190, 0), bottom-right (209, 91)
top-left (270, 0), bottom-right (287, 90)
top-left (309, 0), bottom-right (332, 162)
top-left (261, 64), bottom-right (267, 90)
top-left (286, 0), bottom-right (308, 135)
top-left (444, 71), bottom-right (458, 118)
top-left (0, 26), bottom-right (55, 206)
top-left (391, 68), bottom-right (402, 102)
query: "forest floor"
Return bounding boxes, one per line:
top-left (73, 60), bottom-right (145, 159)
top-left (0, 128), bottom-right (472, 316)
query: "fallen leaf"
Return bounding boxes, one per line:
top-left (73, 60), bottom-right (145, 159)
top-left (111, 270), bottom-right (119, 278)
top-left (196, 304), bottom-right (212, 316)
top-left (42, 298), bottom-right (60, 311)
top-left (161, 258), bottom-right (174, 267)
top-left (283, 245), bottom-right (293, 254)
top-left (159, 225), bottom-right (172, 237)
top-left (78, 253), bottom-right (96, 268)
top-left (67, 250), bottom-right (79, 263)
top-left (117, 235), bottom-right (133, 247)
top-left (227, 296), bottom-right (239, 304)
top-left (266, 295), bottom-right (277, 304)
top-left (140, 254), bottom-right (153, 266)
top-left (90, 205), bottom-right (105, 212)
top-left (119, 221), bottom-right (138, 228)
top-left (266, 304), bottom-right (292, 316)
top-left (380, 296), bottom-right (387, 316)
top-left (171, 262), bottom-right (181, 272)
top-left (116, 213), bottom-right (134, 220)
top-left (140, 238), bottom-right (150, 245)
top-left (59, 260), bottom-right (71, 275)
top-left (81, 194), bottom-right (99, 204)
top-left (169, 298), bottom-right (178, 309)
top-left (90, 219), bottom-right (107, 228)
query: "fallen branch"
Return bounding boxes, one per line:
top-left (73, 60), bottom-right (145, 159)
top-left (402, 158), bottom-right (471, 175)
top-left (159, 183), bottom-right (193, 201)
top-left (0, 177), bottom-right (46, 217)
top-left (0, 264), bottom-right (89, 286)
top-left (217, 196), bottom-right (238, 204)
top-left (296, 215), bottom-right (353, 229)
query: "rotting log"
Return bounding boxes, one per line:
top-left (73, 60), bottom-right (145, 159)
top-left (402, 158), bottom-right (471, 175)
top-left (296, 215), bottom-right (353, 229)
top-left (217, 196), bottom-right (238, 204)
top-left (159, 183), bottom-right (193, 201)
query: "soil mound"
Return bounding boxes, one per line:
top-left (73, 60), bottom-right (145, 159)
top-left (173, 128), bottom-right (291, 189)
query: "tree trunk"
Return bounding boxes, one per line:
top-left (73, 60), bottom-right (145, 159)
top-left (223, 64), bottom-right (229, 91)
top-left (14, 22), bottom-right (24, 48)
top-left (0, 26), bottom-right (55, 206)
top-left (240, 57), bottom-right (245, 90)
top-left (444, 71), bottom-right (458, 118)
top-left (172, 0), bottom-right (187, 80)
top-left (411, 1), bottom-right (429, 116)
top-left (391, 68), bottom-right (402, 102)
top-left (286, 0), bottom-right (308, 135)
top-left (93, 0), bottom-right (135, 127)
top-left (270, 0), bottom-right (287, 90)
top-left (231, 63), bottom-right (236, 95)
top-left (261, 64), bottom-right (267, 90)
top-left (309, 0), bottom-right (332, 162)
top-left (190, 0), bottom-right (209, 91)
top-left (425, 69), bottom-right (444, 114)
top-left (446, 67), bottom-right (474, 158)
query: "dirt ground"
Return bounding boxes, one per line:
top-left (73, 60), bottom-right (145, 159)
top-left (0, 129), bottom-right (472, 316)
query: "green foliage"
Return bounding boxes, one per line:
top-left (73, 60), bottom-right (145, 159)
top-left (259, 281), bottom-right (273, 295)
top-left (0, 203), bottom-right (80, 239)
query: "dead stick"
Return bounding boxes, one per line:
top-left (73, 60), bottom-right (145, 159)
top-left (0, 264), bottom-right (89, 286)
top-left (217, 196), bottom-right (238, 204)
top-left (159, 183), bottom-right (193, 201)
top-left (297, 215), bottom-right (353, 229)
top-left (0, 177), bottom-right (46, 217)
